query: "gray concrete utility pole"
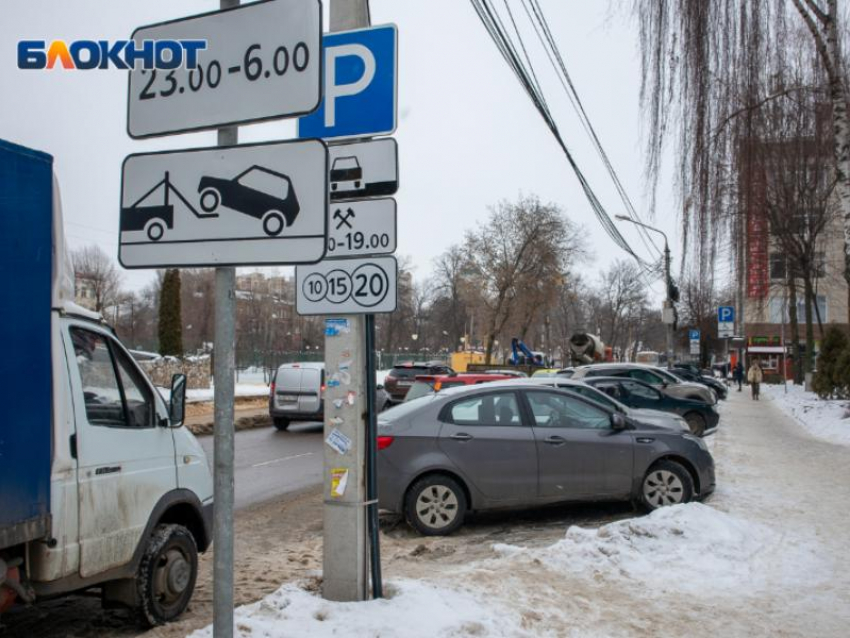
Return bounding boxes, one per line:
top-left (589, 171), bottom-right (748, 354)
top-left (213, 2), bottom-right (239, 636)
top-left (322, 0), bottom-right (372, 603)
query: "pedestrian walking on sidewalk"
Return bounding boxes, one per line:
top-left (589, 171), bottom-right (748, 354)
top-left (748, 361), bottom-right (763, 400)
top-left (733, 361), bottom-right (744, 392)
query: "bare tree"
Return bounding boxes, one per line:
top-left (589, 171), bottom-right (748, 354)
top-left (463, 196), bottom-right (578, 363)
top-left (635, 0), bottom-right (850, 302)
top-left (596, 260), bottom-right (648, 355)
top-left (71, 245), bottom-right (122, 313)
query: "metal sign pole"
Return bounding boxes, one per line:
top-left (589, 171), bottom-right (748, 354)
top-left (213, 4), bottom-right (239, 637)
top-left (364, 312), bottom-right (382, 597)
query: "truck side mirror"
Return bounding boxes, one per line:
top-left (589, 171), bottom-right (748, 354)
top-left (169, 373), bottom-right (187, 428)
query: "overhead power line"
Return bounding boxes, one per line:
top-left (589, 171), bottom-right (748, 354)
top-left (469, 0), bottom-right (657, 270)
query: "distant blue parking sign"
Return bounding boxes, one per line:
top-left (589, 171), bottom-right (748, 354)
top-left (689, 329), bottom-right (700, 341)
top-left (718, 306), bottom-right (735, 323)
top-left (298, 24), bottom-right (397, 140)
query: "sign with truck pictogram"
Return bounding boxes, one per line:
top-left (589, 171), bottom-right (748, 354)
top-left (119, 139), bottom-right (328, 268)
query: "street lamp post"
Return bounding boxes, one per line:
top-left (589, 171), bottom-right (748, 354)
top-left (615, 216), bottom-right (675, 369)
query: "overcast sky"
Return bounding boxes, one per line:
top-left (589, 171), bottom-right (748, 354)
top-left (1, 0), bottom-right (683, 299)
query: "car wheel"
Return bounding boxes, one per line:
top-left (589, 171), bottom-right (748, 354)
top-left (273, 417), bottom-right (290, 431)
top-left (262, 211), bottom-right (286, 237)
top-left (683, 411), bottom-right (706, 436)
top-left (135, 524), bottom-right (197, 627)
top-left (405, 474), bottom-right (467, 536)
top-left (199, 188), bottom-right (220, 213)
top-left (640, 460), bottom-right (694, 511)
top-left (145, 220), bottom-right (165, 242)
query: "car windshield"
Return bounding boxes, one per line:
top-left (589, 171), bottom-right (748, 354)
top-left (380, 393), bottom-right (438, 421)
top-left (653, 368), bottom-right (680, 383)
top-left (333, 157), bottom-right (359, 170)
top-left (238, 167), bottom-right (290, 198)
top-left (404, 381), bottom-right (435, 402)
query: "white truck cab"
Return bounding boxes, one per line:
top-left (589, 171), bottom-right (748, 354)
top-left (0, 139), bottom-right (214, 627)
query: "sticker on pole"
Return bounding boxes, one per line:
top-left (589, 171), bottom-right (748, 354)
top-left (327, 199), bottom-right (396, 258)
top-left (296, 256), bottom-right (397, 315)
top-left (119, 139), bottom-right (328, 268)
top-left (329, 138), bottom-right (398, 200)
top-left (128, 0), bottom-right (322, 138)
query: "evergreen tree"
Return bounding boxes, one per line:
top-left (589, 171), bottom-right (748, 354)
top-left (835, 346), bottom-right (850, 400)
top-left (812, 327), bottom-right (847, 399)
top-left (158, 269), bottom-right (183, 357)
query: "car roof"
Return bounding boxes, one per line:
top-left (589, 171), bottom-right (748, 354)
top-left (582, 375), bottom-right (654, 387)
top-left (428, 379), bottom-right (618, 411)
top-left (277, 362), bottom-right (324, 371)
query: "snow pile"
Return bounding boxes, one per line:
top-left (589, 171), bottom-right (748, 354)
top-left (376, 368), bottom-right (390, 387)
top-left (186, 383), bottom-right (269, 403)
top-left (494, 503), bottom-right (823, 594)
top-left (186, 579), bottom-right (530, 638)
top-left (762, 383), bottom-right (850, 446)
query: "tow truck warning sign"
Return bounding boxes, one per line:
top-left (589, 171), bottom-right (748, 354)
top-left (119, 139), bottom-right (328, 268)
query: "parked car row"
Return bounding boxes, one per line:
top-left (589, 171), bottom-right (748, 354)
top-left (264, 359), bottom-right (723, 537)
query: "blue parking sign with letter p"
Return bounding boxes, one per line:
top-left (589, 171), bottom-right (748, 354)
top-left (298, 24), bottom-right (397, 140)
top-left (718, 306), bottom-right (735, 323)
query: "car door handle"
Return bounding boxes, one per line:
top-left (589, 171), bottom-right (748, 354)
top-left (450, 433), bottom-right (473, 441)
top-left (544, 435), bottom-right (567, 446)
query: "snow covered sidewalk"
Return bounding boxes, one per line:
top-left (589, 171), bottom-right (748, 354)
top-left (761, 382), bottom-right (850, 446)
top-left (187, 390), bottom-right (850, 638)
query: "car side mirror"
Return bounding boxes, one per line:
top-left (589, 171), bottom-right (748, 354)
top-left (610, 413), bottom-right (628, 431)
top-left (376, 384), bottom-right (384, 391)
top-left (169, 373), bottom-right (187, 428)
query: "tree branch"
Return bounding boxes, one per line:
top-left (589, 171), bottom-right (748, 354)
top-left (801, 0), bottom-right (830, 26)
top-left (712, 86), bottom-right (816, 139)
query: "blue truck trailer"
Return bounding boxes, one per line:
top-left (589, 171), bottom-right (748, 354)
top-left (0, 139), bottom-right (214, 627)
top-left (0, 140), bottom-right (53, 552)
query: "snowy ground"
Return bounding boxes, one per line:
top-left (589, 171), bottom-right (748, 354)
top-left (185, 390), bottom-right (850, 638)
top-left (761, 382), bottom-right (850, 446)
top-left (169, 370), bottom-right (393, 403)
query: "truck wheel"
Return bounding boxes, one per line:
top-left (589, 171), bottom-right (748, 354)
top-left (145, 220), bottom-right (165, 242)
top-left (262, 211), bottom-right (286, 237)
top-left (273, 417), bottom-right (290, 431)
top-left (136, 524), bottom-right (197, 627)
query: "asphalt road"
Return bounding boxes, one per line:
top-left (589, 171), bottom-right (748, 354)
top-left (198, 421), bottom-right (324, 510)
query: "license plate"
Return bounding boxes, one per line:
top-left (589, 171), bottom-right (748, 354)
top-left (397, 380), bottom-right (412, 386)
top-left (279, 394), bottom-right (298, 402)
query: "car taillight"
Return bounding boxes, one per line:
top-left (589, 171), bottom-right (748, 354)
top-left (377, 436), bottom-right (394, 450)
top-left (321, 384), bottom-right (326, 397)
top-left (269, 382), bottom-right (275, 397)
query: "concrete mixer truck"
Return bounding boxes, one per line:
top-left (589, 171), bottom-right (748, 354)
top-left (569, 333), bottom-right (612, 365)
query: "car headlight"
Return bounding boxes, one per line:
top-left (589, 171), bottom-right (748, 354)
top-left (683, 433), bottom-right (708, 450)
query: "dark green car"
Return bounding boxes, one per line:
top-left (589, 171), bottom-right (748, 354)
top-left (582, 376), bottom-right (719, 436)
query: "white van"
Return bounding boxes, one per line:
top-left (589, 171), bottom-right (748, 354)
top-left (268, 362), bottom-right (389, 430)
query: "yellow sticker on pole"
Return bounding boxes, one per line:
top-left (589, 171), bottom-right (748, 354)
top-left (330, 467), bottom-right (349, 498)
